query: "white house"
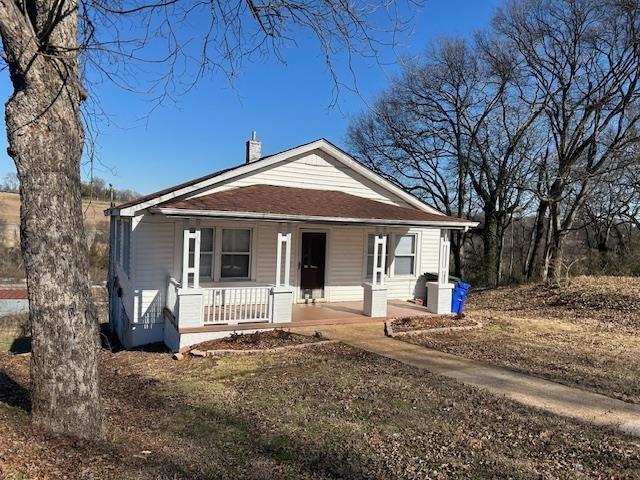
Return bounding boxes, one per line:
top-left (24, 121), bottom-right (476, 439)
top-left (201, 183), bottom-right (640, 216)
top-left (105, 136), bottom-right (477, 351)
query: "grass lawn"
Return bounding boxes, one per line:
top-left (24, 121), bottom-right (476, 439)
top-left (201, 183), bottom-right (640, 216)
top-left (2, 340), bottom-right (640, 479)
top-left (400, 276), bottom-right (640, 404)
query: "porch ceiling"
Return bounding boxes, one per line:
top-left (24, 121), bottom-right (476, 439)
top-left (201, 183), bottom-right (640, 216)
top-left (151, 185), bottom-right (475, 228)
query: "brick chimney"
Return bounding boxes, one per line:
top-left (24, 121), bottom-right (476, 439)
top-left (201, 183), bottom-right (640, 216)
top-left (246, 131), bottom-right (261, 163)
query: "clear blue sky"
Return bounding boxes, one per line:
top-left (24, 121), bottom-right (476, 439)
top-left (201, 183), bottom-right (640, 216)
top-left (0, 0), bottom-right (503, 195)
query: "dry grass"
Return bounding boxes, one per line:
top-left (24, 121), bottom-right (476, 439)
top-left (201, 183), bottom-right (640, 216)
top-left (0, 192), bottom-right (110, 230)
top-left (390, 315), bottom-right (476, 333)
top-left (2, 345), bottom-right (640, 479)
top-left (402, 276), bottom-right (640, 403)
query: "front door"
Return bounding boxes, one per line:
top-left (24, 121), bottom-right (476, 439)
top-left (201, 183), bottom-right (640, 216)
top-left (300, 232), bottom-right (326, 300)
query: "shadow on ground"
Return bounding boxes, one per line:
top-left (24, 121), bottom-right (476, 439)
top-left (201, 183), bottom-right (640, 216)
top-left (0, 371), bottom-right (30, 411)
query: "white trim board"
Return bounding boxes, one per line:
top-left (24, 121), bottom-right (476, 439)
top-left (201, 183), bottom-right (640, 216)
top-left (107, 139), bottom-right (447, 218)
top-left (149, 207), bottom-right (477, 229)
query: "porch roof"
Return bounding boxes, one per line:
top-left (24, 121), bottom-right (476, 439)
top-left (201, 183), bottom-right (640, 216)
top-left (150, 184), bottom-right (476, 228)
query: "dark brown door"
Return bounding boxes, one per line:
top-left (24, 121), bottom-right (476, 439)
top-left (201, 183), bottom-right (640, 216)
top-left (300, 232), bottom-right (326, 298)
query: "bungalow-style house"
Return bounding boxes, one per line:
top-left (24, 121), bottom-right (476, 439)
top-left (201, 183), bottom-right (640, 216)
top-left (106, 136), bottom-right (476, 351)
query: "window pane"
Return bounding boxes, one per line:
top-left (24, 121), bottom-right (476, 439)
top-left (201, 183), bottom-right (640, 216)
top-left (394, 256), bottom-right (414, 275)
top-left (221, 254), bottom-right (250, 278)
top-left (222, 229), bottom-right (250, 252)
top-left (201, 228), bottom-right (213, 252)
top-left (395, 235), bottom-right (415, 255)
top-left (199, 254), bottom-right (212, 278)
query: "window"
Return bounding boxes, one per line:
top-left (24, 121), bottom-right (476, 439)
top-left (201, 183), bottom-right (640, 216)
top-left (366, 234), bottom-right (390, 277)
top-left (199, 228), bottom-right (214, 280)
top-left (220, 229), bottom-right (251, 279)
top-left (394, 234), bottom-right (416, 276)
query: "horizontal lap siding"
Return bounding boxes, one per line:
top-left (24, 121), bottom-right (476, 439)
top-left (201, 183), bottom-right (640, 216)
top-left (255, 224), bottom-right (277, 284)
top-left (194, 150), bottom-right (411, 207)
top-left (420, 228), bottom-right (440, 274)
top-left (133, 218), bottom-right (175, 325)
top-left (328, 228), bottom-right (364, 302)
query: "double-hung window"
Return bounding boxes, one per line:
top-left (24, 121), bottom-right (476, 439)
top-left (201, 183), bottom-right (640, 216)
top-left (366, 234), bottom-right (390, 277)
top-left (221, 229), bottom-right (251, 279)
top-left (394, 234), bottom-right (417, 276)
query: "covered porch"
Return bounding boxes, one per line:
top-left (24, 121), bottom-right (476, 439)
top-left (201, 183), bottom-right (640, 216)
top-left (155, 185), bottom-right (467, 350)
top-left (163, 221), bottom-right (454, 339)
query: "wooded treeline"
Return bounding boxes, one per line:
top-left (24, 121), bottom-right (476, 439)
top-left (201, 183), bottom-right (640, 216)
top-left (348, 0), bottom-right (640, 286)
top-left (0, 173), bottom-right (138, 202)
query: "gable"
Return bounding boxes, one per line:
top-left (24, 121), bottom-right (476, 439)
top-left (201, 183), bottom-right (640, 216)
top-left (189, 149), bottom-right (412, 207)
top-left (110, 139), bottom-right (444, 216)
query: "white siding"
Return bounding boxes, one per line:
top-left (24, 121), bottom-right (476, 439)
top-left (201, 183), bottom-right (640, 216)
top-left (255, 224), bottom-right (278, 284)
top-left (132, 216), bottom-right (175, 329)
top-left (327, 227), bottom-right (365, 301)
top-left (191, 150), bottom-right (412, 207)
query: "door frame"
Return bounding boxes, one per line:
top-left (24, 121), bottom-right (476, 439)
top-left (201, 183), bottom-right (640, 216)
top-left (295, 227), bottom-right (330, 302)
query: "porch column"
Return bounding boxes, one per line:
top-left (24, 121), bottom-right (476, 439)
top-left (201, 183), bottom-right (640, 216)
top-left (178, 227), bottom-right (204, 329)
top-left (182, 228), bottom-right (201, 288)
top-left (363, 232), bottom-right (388, 317)
top-left (272, 224), bottom-right (294, 323)
top-left (275, 228), bottom-right (292, 287)
top-left (427, 229), bottom-right (455, 314)
top-left (438, 229), bottom-right (451, 285)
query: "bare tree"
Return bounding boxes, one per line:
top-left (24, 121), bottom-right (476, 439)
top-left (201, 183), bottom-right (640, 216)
top-left (494, 0), bottom-right (640, 282)
top-left (0, 0), bottom-right (408, 440)
top-left (463, 34), bottom-right (546, 285)
top-left (580, 162), bottom-right (640, 259)
top-left (0, 172), bottom-right (19, 192)
top-left (348, 35), bottom-right (546, 285)
top-left (348, 38), bottom-right (486, 278)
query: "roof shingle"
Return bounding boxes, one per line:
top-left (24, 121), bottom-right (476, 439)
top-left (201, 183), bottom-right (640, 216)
top-left (158, 185), bottom-right (468, 225)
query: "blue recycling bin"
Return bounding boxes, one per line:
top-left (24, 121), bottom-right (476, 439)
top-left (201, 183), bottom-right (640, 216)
top-left (451, 281), bottom-right (471, 315)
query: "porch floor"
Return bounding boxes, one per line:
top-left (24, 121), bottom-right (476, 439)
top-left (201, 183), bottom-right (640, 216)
top-left (291, 299), bottom-right (434, 323)
top-left (178, 299), bottom-right (436, 334)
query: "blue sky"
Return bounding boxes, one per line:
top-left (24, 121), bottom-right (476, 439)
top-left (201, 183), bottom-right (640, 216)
top-left (0, 0), bottom-right (503, 194)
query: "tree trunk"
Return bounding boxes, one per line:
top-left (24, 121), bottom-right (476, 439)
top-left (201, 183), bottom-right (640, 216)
top-left (2, 0), bottom-right (103, 437)
top-left (523, 200), bottom-right (548, 280)
top-left (482, 208), bottom-right (499, 287)
top-left (451, 230), bottom-right (464, 278)
top-left (545, 202), bottom-right (566, 283)
top-left (7, 84), bottom-right (103, 439)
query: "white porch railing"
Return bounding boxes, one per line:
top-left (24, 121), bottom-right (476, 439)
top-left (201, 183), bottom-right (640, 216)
top-left (202, 286), bottom-right (272, 324)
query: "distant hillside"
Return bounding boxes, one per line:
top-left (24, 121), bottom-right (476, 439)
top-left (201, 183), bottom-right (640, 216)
top-left (0, 192), bottom-right (111, 247)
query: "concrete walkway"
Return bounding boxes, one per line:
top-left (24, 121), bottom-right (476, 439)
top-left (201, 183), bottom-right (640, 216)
top-left (292, 322), bottom-right (640, 437)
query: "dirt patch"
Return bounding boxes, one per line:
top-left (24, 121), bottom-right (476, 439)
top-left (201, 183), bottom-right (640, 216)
top-left (390, 315), bottom-right (476, 333)
top-left (190, 329), bottom-right (322, 352)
